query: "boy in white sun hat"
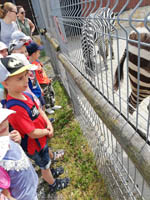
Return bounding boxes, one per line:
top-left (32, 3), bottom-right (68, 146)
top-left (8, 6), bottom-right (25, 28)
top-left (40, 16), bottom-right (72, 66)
top-left (0, 104), bottom-right (38, 200)
top-left (0, 55), bottom-right (70, 193)
top-left (8, 39), bottom-right (29, 56)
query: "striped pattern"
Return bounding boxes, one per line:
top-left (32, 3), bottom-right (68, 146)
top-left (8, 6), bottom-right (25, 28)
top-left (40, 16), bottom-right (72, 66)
top-left (81, 7), bottom-right (117, 72)
top-left (113, 26), bottom-right (150, 114)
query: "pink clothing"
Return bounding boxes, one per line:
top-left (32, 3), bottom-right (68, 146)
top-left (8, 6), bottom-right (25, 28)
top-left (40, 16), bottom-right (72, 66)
top-left (0, 167), bottom-right (10, 200)
top-left (0, 167), bottom-right (10, 189)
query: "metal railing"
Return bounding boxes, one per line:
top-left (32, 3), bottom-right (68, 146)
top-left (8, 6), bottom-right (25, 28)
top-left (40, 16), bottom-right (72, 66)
top-left (31, 0), bottom-right (150, 199)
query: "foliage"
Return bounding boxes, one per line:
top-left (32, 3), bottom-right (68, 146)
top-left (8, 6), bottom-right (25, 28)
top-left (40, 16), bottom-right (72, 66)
top-left (47, 80), bottom-right (111, 200)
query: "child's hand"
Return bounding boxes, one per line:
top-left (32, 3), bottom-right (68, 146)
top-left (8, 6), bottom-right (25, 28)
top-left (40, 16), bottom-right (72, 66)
top-left (2, 189), bottom-right (17, 200)
top-left (46, 123), bottom-right (54, 138)
top-left (10, 130), bottom-right (21, 144)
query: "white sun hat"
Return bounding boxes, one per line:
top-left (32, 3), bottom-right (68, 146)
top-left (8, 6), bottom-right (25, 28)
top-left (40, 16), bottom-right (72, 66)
top-left (0, 136), bottom-right (10, 161)
top-left (11, 31), bottom-right (31, 42)
top-left (0, 103), bottom-right (16, 160)
top-left (0, 42), bottom-right (8, 51)
top-left (0, 103), bottom-right (16, 124)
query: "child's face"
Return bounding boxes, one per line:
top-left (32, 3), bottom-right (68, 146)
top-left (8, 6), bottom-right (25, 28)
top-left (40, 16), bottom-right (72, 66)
top-left (0, 119), bottom-right (9, 136)
top-left (0, 49), bottom-right (8, 57)
top-left (3, 71), bottom-right (29, 94)
top-left (13, 46), bottom-right (28, 57)
top-left (32, 50), bottom-right (40, 60)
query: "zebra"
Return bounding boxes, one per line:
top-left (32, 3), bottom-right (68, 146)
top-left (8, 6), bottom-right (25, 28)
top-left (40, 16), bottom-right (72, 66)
top-left (113, 25), bottom-right (150, 114)
top-left (81, 7), bottom-right (117, 75)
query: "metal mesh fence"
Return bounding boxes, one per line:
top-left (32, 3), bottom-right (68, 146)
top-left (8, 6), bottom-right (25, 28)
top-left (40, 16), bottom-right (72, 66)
top-left (31, 0), bottom-right (150, 199)
top-left (66, 69), bottom-right (149, 200)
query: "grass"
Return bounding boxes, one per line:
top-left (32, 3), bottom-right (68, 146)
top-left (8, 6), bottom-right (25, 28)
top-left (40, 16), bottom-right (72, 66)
top-left (47, 80), bottom-right (112, 200)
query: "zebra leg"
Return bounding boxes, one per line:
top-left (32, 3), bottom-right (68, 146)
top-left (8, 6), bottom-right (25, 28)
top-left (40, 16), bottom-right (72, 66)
top-left (81, 24), bottom-right (96, 74)
top-left (110, 36), bottom-right (114, 59)
top-left (85, 57), bottom-right (96, 74)
top-left (128, 95), bottom-right (135, 114)
top-left (97, 39), bottom-right (108, 59)
top-left (128, 91), bottom-right (145, 114)
top-left (98, 38), bottom-right (108, 69)
top-left (105, 39), bottom-right (108, 58)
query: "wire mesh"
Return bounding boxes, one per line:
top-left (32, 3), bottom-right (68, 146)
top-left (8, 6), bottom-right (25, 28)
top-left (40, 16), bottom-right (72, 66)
top-left (49, 0), bottom-right (150, 142)
top-left (31, 0), bottom-right (150, 199)
top-left (66, 72), bottom-right (150, 200)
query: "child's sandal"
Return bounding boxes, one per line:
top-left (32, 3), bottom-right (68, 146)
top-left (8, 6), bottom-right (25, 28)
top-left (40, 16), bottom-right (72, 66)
top-left (51, 166), bottom-right (64, 178)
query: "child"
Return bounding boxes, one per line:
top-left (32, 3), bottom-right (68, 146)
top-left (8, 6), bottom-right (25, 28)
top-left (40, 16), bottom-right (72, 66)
top-left (0, 55), bottom-right (70, 193)
top-left (8, 39), bottom-right (41, 107)
top-left (8, 39), bottom-right (29, 57)
top-left (0, 104), bottom-right (38, 200)
top-left (26, 41), bottom-right (62, 114)
top-left (24, 42), bottom-right (46, 110)
top-left (0, 42), bottom-right (8, 101)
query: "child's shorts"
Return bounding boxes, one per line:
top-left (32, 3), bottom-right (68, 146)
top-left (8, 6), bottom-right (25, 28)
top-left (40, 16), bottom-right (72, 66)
top-left (27, 144), bottom-right (51, 169)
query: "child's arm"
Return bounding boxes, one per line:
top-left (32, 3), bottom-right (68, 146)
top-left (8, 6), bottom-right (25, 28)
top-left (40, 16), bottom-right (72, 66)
top-left (29, 128), bottom-right (50, 139)
top-left (38, 107), bottom-right (54, 138)
top-left (2, 189), bottom-right (16, 200)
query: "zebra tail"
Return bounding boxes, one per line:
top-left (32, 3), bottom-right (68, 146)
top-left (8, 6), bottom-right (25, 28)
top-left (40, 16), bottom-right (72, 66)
top-left (113, 49), bottom-right (126, 91)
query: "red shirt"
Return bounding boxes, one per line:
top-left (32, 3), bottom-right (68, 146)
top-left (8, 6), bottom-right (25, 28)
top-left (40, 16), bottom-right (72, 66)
top-left (32, 60), bottom-right (51, 85)
top-left (7, 93), bottom-right (47, 155)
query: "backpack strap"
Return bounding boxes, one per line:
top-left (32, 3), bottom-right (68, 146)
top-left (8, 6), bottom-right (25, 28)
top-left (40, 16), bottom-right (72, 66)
top-left (1, 99), bottom-right (7, 108)
top-left (23, 91), bottom-right (34, 102)
top-left (6, 99), bottom-right (32, 118)
top-left (5, 93), bottom-right (42, 152)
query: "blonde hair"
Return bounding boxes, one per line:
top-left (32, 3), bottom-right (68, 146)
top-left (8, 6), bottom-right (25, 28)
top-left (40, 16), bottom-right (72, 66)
top-left (0, 2), bottom-right (16, 19)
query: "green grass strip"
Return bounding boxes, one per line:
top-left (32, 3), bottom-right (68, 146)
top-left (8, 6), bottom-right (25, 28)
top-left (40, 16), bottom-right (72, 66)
top-left (47, 80), bottom-right (111, 200)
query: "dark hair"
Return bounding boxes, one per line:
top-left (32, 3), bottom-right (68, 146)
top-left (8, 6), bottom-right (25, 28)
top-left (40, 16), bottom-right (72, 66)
top-left (0, 2), bottom-right (16, 19)
top-left (17, 5), bottom-right (23, 14)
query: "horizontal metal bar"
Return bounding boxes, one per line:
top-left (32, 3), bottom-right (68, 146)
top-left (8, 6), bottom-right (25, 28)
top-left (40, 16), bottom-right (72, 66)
top-left (45, 33), bottom-right (60, 51)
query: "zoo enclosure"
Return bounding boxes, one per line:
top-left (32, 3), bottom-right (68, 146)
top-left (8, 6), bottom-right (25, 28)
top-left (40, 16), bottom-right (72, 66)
top-left (30, 0), bottom-right (150, 199)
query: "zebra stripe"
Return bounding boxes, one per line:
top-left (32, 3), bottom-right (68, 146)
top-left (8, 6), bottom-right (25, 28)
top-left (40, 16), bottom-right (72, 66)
top-left (81, 7), bottom-right (117, 74)
top-left (113, 26), bottom-right (150, 114)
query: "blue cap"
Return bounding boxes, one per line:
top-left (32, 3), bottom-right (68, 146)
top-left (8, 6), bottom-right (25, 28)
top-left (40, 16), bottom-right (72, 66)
top-left (26, 41), bottom-right (43, 56)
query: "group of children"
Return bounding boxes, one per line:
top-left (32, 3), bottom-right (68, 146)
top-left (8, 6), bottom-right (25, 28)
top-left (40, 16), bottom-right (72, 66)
top-left (0, 31), bottom-right (70, 199)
